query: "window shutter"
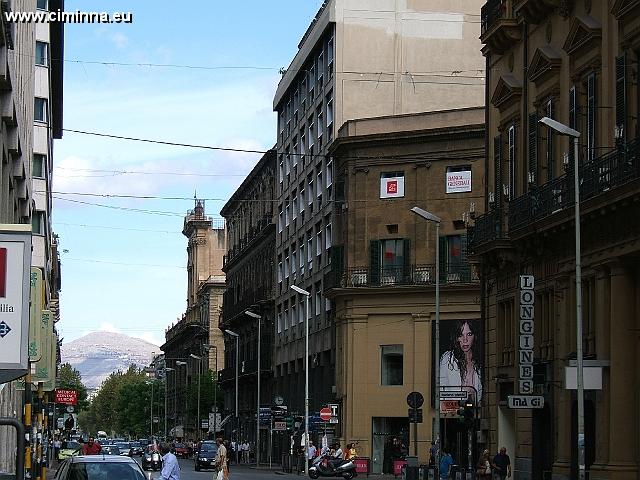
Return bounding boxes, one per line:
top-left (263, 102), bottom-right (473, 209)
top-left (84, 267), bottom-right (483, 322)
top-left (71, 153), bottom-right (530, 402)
top-left (587, 73), bottom-right (596, 162)
top-left (438, 236), bottom-right (447, 283)
top-left (403, 238), bottom-right (411, 282)
top-left (528, 112), bottom-right (538, 188)
top-left (460, 234), bottom-right (469, 282)
top-left (547, 100), bottom-right (555, 181)
top-left (369, 240), bottom-right (381, 286)
top-left (494, 134), bottom-right (502, 206)
top-left (508, 125), bottom-right (517, 200)
top-left (615, 54), bottom-right (626, 144)
top-left (330, 245), bottom-right (344, 287)
top-left (569, 86), bottom-right (577, 166)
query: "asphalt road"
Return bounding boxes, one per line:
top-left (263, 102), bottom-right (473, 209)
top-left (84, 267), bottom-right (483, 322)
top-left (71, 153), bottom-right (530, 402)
top-left (135, 458), bottom-right (306, 480)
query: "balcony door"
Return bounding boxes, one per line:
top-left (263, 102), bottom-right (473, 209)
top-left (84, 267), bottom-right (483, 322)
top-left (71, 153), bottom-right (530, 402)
top-left (370, 239), bottom-right (409, 285)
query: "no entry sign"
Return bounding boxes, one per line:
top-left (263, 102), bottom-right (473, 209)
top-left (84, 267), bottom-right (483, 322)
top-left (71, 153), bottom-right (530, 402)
top-left (320, 407), bottom-right (332, 421)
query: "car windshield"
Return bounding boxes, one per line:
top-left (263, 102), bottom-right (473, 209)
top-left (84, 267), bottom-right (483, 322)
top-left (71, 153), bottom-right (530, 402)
top-left (102, 446), bottom-right (121, 455)
top-left (67, 462), bottom-right (145, 480)
top-left (130, 442), bottom-right (140, 447)
top-left (174, 443), bottom-right (185, 449)
top-left (201, 444), bottom-right (217, 452)
top-left (116, 443), bottom-right (129, 449)
top-left (63, 441), bottom-right (80, 450)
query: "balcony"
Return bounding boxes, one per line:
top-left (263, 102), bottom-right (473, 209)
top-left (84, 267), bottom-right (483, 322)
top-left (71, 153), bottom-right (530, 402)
top-left (221, 285), bottom-right (275, 324)
top-left (224, 214), bottom-right (274, 267)
top-left (327, 263), bottom-right (478, 289)
top-left (480, 0), bottom-right (521, 55)
top-left (508, 137), bottom-right (640, 234)
top-left (467, 208), bottom-right (504, 254)
top-left (514, 0), bottom-right (562, 24)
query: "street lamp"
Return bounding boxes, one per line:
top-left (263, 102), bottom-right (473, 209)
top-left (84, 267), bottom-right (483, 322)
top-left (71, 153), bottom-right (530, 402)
top-left (176, 361), bottom-right (187, 438)
top-left (190, 354), bottom-right (202, 438)
top-left (539, 116), bottom-right (584, 480)
top-left (410, 206), bottom-right (442, 470)
top-left (290, 284), bottom-right (310, 476)
top-left (225, 329), bottom-right (240, 441)
top-left (245, 310), bottom-right (262, 467)
top-left (164, 367), bottom-right (175, 439)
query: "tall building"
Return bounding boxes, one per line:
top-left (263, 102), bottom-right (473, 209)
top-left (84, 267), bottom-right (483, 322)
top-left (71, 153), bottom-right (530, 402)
top-left (162, 199), bottom-right (225, 440)
top-left (471, 1), bottom-right (640, 479)
top-left (272, 0), bottom-right (485, 422)
top-left (0, 0), bottom-right (63, 473)
top-left (219, 149), bottom-right (276, 456)
top-left (326, 108), bottom-right (485, 469)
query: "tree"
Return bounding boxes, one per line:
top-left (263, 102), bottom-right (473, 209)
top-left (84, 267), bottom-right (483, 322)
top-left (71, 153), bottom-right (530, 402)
top-left (58, 363), bottom-right (89, 411)
top-left (186, 370), bottom-right (222, 428)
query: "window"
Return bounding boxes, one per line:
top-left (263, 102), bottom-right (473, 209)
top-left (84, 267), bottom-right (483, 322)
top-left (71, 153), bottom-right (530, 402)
top-left (546, 99), bottom-right (555, 181)
top-left (32, 154), bottom-right (45, 178)
top-left (316, 227), bottom-right (322, 256)
top-left (292, 195), bottom-right (298, 221)
top-left (278, 260), bottom-right (283, 283)
top-left (278, 205), bottom-right (283, 233)
top-left (308, 116), bottom-right (315, 149)
top-left (292, 250), bottom-right (297, 275)
top-left (586, 73), bottom-right (597, 162)
top-left (327, 36), bottom-right (334, 76)
top-left (292, 304), bottom-right (297, 328)
top-left (300, 132), bottom-right (306, 161)
top-left (32, 211), bottom-right (45, 235)
top-left (285, 149), bottom-right (291, 177)
top-left (37, 0), bottom-right (47, 9)
top-left (326, 160), bottom-right (333, 187)
top-left (299, 188), bottom-right (305, 213)
top-left (317, 52), bottom-right (324, 86)
top-left (325, 298), bottom-right (331, 312)
top-left (277, 310), bottom-right (283, 334)
top-left (285, 202), bottom-right (290, 226)
top-left (284, 307), bottom-right (289, 331)
top-left (326, 93), bottom-right (334, 136)
top-left (35, 41), bottom-right (48, 66)
top-left (307, 233), bottom-right (313, 270)
top-left (325, 223), bottom-right (332, 249)
top-left (508, 125), bottom-right (516, 200)
top-left (292, 137), bottom-right (298, 170)
top-left (300, 241), bottom-right (305, 273)
top-left (497, 300), bottom-right (515, 366)
top-left (315, 288), bottom-right (321, 315)
top-left (317, 170), bottom-right (323, 198)
top-left (317, 106), bottom-right (323, 142)
top-left (308, 177), bottom-right (314, 205)
top-left (284, 253), bottom-right (290, 278)
top-left (299, 299), bottom-right (305, 324)
top-left (279, 157), bottom-right (284, 185)
top-left (34, 98), bottom-right (48, 123)
top-left (381, 345), bottom-right (403, 386)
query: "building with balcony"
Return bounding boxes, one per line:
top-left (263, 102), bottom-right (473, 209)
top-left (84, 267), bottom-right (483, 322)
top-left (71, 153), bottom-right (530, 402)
top-left (162, 199), bottom-right (226, 440)
top-left (325, 108), bottom-right (484, 471)
top-left (219, 149), bottom-right (276, 455)
top-left (471, 2), bottom-right (640, 480)
top-left (272, 0), bottom-right (485, 431)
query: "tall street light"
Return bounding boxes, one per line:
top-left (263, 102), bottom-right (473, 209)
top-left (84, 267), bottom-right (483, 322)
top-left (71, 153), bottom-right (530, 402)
top-left (290, 284), bottom-right (310, 476)
top-left (225, 329), bottom-right (240, 441)
top-left (176, 361), bottom-right (187, 438)
top-left (190, 354), bottom-right (202, 438)
top-left (164, 367), bottom-right (175, 440)
top-left (539, 116), bottom-right (584, 480)
top-left (245, 310), bottom-right (262, 467)
top-left (410, 206), bottom-right (441, 471)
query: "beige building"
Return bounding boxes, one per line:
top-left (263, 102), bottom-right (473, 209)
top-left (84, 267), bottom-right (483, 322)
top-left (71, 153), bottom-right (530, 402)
top-left (326, 108), bottom-right (485, 471)
top-left (472, 1), bottom-right (640, 479)
top-left (273, 0), bottom-right (485, 425)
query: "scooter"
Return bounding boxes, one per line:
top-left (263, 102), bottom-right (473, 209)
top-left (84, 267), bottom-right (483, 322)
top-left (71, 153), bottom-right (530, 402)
top-left (309, 454), bottom-right (358, 479)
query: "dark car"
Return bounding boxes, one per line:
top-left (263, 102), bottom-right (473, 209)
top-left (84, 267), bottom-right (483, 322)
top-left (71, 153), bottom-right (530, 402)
top-left (174, 442), bottom-right (189, 458)
top-left (141, 446), bottom-right (162, 471)
top-left (100, 445), bottom-right (122, 456)
top-left (194, 441), bottom-right (219, 471)
top-left (129, 441), bottom-right (144, 456)
top-left (54, 455), bottom-right (146, 480)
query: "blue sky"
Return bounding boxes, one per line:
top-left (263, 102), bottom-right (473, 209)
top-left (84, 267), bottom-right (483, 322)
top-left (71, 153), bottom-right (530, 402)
top-left (54, 1), bottom-right (325, 346)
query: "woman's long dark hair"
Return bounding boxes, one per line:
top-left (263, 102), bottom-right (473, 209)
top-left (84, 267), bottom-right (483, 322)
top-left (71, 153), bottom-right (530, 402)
top-left (445, 320), bottom-right (481, 381)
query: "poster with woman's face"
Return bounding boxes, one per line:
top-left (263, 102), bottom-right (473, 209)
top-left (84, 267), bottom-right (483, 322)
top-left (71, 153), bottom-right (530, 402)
top-left (437, 319), bottom-right (484, 405)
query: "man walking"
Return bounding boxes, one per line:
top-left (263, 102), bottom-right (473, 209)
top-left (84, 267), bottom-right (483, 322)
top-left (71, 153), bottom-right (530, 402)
top-left (215, 437), bottom-right (228, 480)
top-left (492, 447), bottom-right (511, 480)
top-left (159, 443), bottom-right (180, 480)
top-left (439, 448), bottom-right (454, 480)
top-left (307, 440), bottom-right (317, 469)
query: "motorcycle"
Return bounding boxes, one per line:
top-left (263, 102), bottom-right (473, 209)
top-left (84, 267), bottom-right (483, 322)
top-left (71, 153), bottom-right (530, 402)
top-left (309, 454), bottom-right (358, 479)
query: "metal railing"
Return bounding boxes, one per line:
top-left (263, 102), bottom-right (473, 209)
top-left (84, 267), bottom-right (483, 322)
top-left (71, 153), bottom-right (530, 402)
top-left (225, 214), bottom-right (273, 265)
top-left (328, 263), bottom-right (478, 288)
top-left (481, 0), bottom-right (511, 34)
top-left (467, 208), bottom-right (503, 253)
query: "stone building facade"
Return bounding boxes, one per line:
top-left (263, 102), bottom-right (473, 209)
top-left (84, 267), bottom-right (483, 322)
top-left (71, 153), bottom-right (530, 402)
top-left (471, 1), bottom-right (640, 479)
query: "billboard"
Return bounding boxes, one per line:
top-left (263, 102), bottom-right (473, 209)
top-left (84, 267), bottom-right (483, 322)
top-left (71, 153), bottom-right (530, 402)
top-left (445, 170), bottom-right (472, 193)
top-left (56, 389), bottom-right (78, 405)
top-left (0, 225), bottom-right (32, 383)
top-left (438, 318), bottom-right (484, 405)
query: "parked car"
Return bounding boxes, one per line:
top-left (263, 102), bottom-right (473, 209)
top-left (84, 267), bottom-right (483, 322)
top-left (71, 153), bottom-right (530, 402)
top-left (100, 445), bottom-right (122, 456)
top-left (129, 441), bottom-right (144, 456)
top-left (194, 441), bottom-right (218, 471)
top-left (55, 454), bottom-right (146, 480)
top-left (58, 441), bottom-right (82, 460)
top-left (141, 446), bottom-right (162, 471)
top-left (174, 442), bottom-right (189, 458)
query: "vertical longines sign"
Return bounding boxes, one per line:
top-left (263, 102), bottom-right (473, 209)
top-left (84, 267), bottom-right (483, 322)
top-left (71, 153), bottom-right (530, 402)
top-left (0, 225), bottom-right (32, 383)
top-left (508, 275), bottom-right (544, 409)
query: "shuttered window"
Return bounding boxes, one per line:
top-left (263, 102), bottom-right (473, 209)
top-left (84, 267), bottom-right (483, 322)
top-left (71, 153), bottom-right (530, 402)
top-left (546, 99), bottom-right (555, 181)
top-left (615, 54), bottom-right (626, 143)
top-left (587, 73), bottom-right (596, 162)
top-left (508, 125), bottom-right (516, 200)
top-left (569, 86), bottom-right (577, 166)
top-left (528, 112), bottom-right (538, 187)
top-left (494, 134), bottom-right (502, 206)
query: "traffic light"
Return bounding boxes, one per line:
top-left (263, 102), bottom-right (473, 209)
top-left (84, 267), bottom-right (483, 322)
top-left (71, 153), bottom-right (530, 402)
top-left (457, 399), bottom-right (475, 429)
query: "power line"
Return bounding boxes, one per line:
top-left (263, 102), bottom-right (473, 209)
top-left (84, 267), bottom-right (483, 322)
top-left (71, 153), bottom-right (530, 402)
top-left (63, 257), bottom-right (186, 269)
top-left (52, 195), bottom-right (186, 216)
top-left (54, 222), bottom-right (186, 234)
top-left (54, 166), bottom-right (248, 178)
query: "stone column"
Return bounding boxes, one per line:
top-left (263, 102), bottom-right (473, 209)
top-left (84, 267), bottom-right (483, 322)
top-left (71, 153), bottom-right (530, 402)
top-left (607, 263), bottom-right (637, 480)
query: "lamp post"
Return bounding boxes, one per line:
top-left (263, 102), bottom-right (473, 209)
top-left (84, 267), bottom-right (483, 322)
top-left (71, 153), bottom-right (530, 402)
top-left (165, 367), bottom-right (175, 439)
top-left (190, 354), bottom-right (202, 438)
top-left (245, 310), bottom-right (262, 467)
top-left (225, 330), bottom-right (240, 442)
top-left (176, 361), bottom-right (187, 438)
top-left (290, 284), bottom-right (310, 476)
top-left (410, 206), bottom-right (441, 471)
top-left (539, 116), bottom-right (584, 480)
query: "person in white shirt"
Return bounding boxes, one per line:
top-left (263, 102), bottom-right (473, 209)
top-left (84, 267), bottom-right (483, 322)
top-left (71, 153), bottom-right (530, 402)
top-left (242, 441), bottom-right (250, 464)
top-left (307, 441), bottom-right (317, 468)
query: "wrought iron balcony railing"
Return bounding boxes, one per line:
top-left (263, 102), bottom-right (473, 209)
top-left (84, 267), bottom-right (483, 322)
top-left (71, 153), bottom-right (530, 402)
top-left (481, 0), bottom-right (511, 34)
top-left (467, 208), bottom-right (503, 253)
top-left (327, 263), bottom-right (478, 289)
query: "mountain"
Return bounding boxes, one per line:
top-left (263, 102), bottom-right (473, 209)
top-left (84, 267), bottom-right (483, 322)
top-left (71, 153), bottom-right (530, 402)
top-left (61, 332), bottom-right (159, 389)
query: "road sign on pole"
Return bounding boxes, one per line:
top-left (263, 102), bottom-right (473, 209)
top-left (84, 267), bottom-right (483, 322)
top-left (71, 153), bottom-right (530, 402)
top-left (320, 407), bottom-right (332, 421)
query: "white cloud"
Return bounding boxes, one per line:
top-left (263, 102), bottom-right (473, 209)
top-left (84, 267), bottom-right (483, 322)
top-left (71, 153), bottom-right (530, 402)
top-left (135, 331), bottom-right (162, 347)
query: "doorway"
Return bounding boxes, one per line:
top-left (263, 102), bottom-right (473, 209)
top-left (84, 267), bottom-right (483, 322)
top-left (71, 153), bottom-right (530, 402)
top-left (372, 417), bottom-right (410, 474)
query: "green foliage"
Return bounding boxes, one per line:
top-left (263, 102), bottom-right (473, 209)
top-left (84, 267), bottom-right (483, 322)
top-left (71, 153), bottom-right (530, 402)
top-left (58, 363), bottom-right (89, 411)
top-left (186, 369), bottom-right (223, 422)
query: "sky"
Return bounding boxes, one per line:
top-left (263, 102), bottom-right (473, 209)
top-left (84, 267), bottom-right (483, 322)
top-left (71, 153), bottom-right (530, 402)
top-left (54, 1), bottom-right (326, 347)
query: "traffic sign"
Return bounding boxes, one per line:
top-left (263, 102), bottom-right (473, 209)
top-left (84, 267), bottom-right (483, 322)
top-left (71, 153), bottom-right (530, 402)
top-left (408, 408), bottom-right (423, 423)
top-left (320, 407), bottom-right (332, 421)
top-left (406, 391), bottom-right (424, 409)
top-left (439, 390), bottom-right (468, 400)
top-left (274, 421), bottom-right (287, 431)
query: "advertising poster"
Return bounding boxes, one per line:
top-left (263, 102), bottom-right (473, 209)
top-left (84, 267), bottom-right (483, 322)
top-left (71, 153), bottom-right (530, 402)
top-left (437, 318), bottom-right (484, 406)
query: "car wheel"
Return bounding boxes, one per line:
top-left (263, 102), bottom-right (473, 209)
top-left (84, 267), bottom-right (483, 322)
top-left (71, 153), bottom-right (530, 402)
top-left (343, 471), bottom-right (355, 480)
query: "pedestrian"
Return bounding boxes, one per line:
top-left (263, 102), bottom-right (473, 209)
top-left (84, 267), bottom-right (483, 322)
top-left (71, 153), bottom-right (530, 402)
top-left (439, 447), bottom-right (454, 480)
top-left (346, 442), bottom-right (358, 460)
top-left (81, 437), bottom-right (102, 455)
top-left (53, 437), bottom-right (61, 462)
top-left (476, 449), bottom-right (492, 480)
top-left (428, 442), bottom-right (437, 467)
top-left (307, 440), bottom-right (317, 468)
top-left (242, 440), bottom-right (250, 464)
top-left (492, 447), bottom-right (511, 480)
top-left (215, 437), bottom-right (228, 480)
top-left (230, 440), bottom-right (236, 465)
top-left (159, 443), bottom-right (180, 480)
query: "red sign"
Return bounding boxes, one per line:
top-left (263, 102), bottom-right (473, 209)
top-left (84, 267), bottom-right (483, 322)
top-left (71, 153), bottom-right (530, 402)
top-left (440, 400), bottom-right (459, 415)
top-left (354, 458), bottom-right (369, 474)
top-left (320, 407), bottom-right (332, 421)
top-left (55, 389), bottom-right (78, 405)
top-left (387, 180), bottom-right (398, 194)
top-left (393, 459), bottom-right (407, 476)
top-left (0, 247), bottom-right (6, 297)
